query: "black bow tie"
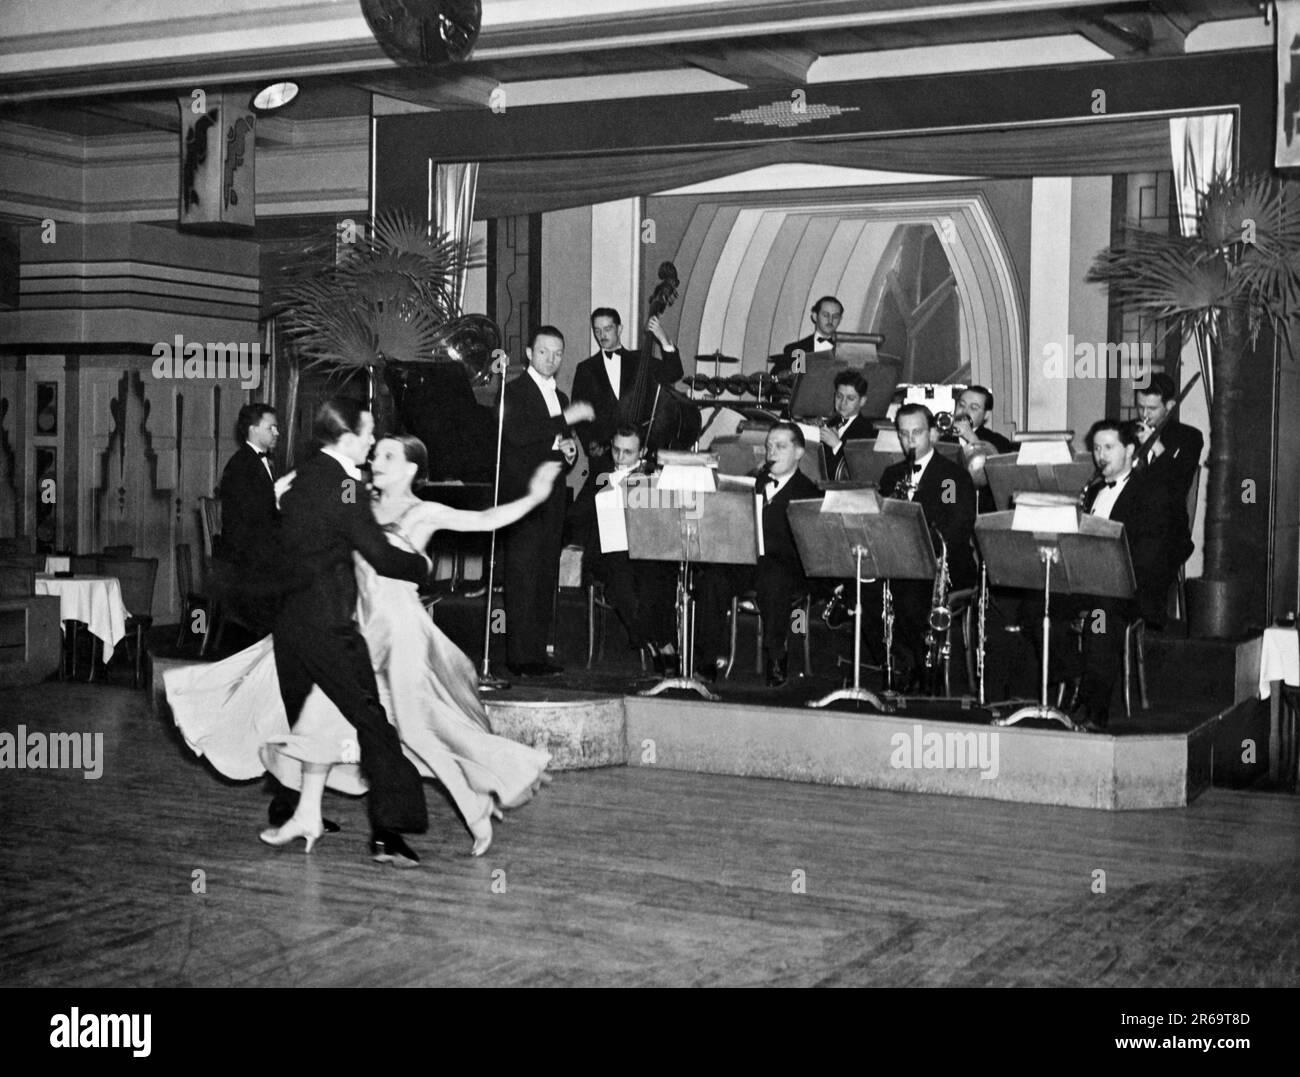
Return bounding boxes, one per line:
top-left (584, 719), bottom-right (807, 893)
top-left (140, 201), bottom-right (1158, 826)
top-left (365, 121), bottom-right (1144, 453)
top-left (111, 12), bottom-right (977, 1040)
top-left (603, 350), bottom-right (617, 360)
top-left (256, 451), bottom-right (269, 458)
top-left (1104, 480), bottom-right (1117, 488)
top-left (912, 464), bottom-right (922, 473)
top-left (815, 336), bottom-right (832, 344)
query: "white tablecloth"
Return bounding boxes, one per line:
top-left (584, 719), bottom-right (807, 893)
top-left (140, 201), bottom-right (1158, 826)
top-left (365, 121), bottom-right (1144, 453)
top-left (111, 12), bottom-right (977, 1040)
top-left (1259, 626), bottom-right (1300, 699)
top-left (43, 556), bottom-right (70, 574)
top-left (34, 575), bottom-right (130, 656)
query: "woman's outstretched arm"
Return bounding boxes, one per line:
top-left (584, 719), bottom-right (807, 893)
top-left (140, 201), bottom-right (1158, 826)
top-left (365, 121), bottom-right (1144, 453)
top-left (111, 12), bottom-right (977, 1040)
top-left (405, 462), bottom-right (562, 549)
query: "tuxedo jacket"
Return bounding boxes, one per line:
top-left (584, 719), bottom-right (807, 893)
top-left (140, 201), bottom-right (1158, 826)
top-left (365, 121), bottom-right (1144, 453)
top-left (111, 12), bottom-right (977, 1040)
top-left (218, 444), bottom-right (278, 566)
top-left (1082, 468), bottom-right (1179, 623)
top-left (772, 334), bottom-right (833, 377)
top-left (501, 370), bottom-right (572, 501)
top-left (879, 451), bottom-right (978, 589)
top-left (275, 451), bottom-right (429, 627)
top-left (822, 414), bottom-right (877, 480)
top-left (571, 346), bottom-right (684, 458)
top-left (756, 467), bottom-right (823, 575)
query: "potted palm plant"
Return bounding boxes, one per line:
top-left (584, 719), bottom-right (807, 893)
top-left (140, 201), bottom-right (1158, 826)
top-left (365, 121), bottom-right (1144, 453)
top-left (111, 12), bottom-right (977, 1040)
top-left (278, 210), bottom-right (477, 432)
top-left (1088, 172), bottom-right (1300, 638)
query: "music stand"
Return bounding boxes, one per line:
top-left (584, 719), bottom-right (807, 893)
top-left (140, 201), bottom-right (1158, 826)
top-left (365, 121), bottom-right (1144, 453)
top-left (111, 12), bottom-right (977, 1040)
top-left (975, 504), bottom-right (1135, 729)
top-left (984, 451), bottom-right (1095, 512)
top-left (789, 490), bottom-right (934, 709)
top-left (628, 479), bottom-right (758, 701)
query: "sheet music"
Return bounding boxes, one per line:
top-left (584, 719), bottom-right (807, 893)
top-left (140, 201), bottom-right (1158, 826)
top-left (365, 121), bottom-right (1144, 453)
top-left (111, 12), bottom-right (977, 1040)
top-left (595, 473), bottom-right (629, 553)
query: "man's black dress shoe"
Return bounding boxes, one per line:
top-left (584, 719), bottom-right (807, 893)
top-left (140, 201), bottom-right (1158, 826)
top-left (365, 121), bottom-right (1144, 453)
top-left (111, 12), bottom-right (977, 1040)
top-left (268, 795), bottom-right (340, 832)
top-left (370, 830), bottom-right (420, 868)
top-left (765, 655), bottom-right (788, 688)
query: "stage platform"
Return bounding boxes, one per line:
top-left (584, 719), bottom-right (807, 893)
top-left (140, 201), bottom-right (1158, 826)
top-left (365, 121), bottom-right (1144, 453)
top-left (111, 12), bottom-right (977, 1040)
top-left (150, 651), bottom-right (1217, 812)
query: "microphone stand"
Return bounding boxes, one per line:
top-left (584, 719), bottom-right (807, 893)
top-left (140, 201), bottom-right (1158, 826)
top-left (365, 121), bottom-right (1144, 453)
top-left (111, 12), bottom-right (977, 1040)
top-left (478, 365), bottom-right (510, 692)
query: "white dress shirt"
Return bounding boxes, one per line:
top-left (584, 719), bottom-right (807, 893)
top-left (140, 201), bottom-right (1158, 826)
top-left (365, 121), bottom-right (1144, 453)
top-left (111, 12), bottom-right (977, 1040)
top-left (1089, 469), bottom-right (1132, 520)
top-left (527, 365), bottom-right (563, 450)
top-left (903, 448), bottom-right (934, 501)
top-left (602, 350), bottom-right (622, 400)
top-left (813, 335), bottom-right (834, 352)
top-left (321, 445), bottom-right (362, 480)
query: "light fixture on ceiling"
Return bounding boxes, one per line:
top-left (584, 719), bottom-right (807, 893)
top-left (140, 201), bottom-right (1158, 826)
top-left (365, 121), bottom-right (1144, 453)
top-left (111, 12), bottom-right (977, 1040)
top-left (251, 81), bottom-right (299, 112)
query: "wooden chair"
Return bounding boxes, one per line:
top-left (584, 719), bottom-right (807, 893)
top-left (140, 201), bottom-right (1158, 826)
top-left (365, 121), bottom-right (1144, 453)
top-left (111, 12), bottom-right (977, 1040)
top-left (585, 580), bottom-right (648, 671)
top-left (1170, 466), bottom-right (1200, 626)
top-left (102, 544), bottom-right (134, 557)
top-left (174, 543), bottom-right (210, 649)
top-left (0, 563), bottom-right (35, 597)
top-left (1122, 618), bottom-right (1150, 718)
top-left (726, 592), bottom-right (813, 679)
top-left (0, 535), bottom-right (33, 555)
top-left (59, 555), bottom-right (102, 677)
top-left (70, 554), bottom-right (101, 576)
top-left (99, 556), bottom-right (158, 688)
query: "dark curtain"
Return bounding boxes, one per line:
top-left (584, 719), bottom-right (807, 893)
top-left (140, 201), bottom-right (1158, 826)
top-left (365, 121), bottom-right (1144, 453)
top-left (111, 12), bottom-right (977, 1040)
top-left (472, 117), bottom-right (1179, 219)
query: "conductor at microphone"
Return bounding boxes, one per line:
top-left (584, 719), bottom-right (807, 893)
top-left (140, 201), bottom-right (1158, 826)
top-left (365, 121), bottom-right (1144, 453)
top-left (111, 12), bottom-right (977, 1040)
top-left (773, 296), bottom-right (843, 377)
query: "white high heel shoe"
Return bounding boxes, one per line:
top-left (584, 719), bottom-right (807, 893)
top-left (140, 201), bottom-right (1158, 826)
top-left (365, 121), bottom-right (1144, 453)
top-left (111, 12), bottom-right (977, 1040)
top-left (259, 818), bottom-right (325, 853)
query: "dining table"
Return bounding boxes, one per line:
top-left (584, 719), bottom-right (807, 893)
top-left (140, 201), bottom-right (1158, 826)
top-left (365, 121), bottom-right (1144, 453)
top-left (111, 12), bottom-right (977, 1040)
top-left (33, 573), bottom-right (130, 680)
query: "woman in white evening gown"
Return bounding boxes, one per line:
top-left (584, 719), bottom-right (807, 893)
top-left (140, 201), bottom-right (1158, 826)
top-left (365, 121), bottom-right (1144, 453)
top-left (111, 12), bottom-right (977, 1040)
top-left (166, 436), bottom-right (561, 857)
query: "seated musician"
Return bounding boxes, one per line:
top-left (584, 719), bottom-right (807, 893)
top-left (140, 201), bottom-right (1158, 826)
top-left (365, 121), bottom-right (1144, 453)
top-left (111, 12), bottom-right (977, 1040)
top-left (878, 404), bottom-right (977, 691)
top-left (772, 295), bottom-right (842, 377)
top-left (1023, 419), bottom-right (1180, 731)
top-left (819, 370), bottom-right (876, 481)
top-left (694, 422), bottom-right (822, 688)
top-left (581, 425), bottom-right (678, 674)
top-left (940, 386), bottom-right (1013, 514)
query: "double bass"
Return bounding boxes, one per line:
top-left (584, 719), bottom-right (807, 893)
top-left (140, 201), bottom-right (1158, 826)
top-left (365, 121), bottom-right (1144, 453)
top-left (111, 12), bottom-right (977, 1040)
top-left (624, 262), bottom-right (701, 460)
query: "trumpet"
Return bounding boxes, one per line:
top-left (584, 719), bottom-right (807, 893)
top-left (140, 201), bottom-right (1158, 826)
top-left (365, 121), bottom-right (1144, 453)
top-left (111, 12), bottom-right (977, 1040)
top-left (1078, 464), bottom-right (1103, 509)
top-left (935, 411), bottom-right (957, 434)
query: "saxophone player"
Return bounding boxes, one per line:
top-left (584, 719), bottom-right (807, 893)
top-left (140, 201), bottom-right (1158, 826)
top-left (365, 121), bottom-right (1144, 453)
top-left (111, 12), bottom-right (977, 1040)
top-left (878, 405), bottom-right (977, 691)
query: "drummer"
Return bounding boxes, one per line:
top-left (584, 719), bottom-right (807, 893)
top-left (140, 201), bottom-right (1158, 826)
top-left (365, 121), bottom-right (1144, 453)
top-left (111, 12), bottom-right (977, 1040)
top-left (819, 370), bottom-right (875, 481)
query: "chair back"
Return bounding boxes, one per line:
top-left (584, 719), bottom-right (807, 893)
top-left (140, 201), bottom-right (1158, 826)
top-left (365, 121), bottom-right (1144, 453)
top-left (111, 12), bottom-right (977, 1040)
top-left (0, 535), bottom-right (33, 555)
top-left (103, 544), bottom-right (134, 557)
top-left (0, 552), bottom-right (42, 571)
top-left (175, 543), bottom-right (195, 597)
top-left (0, 564), bottom-right (35, 597)
top-left (197, 498), bottom-right (222, 560)
top-left (98, 556), bottom-right (159, 619)
top-left (70, 554), bottom-right (101, 576)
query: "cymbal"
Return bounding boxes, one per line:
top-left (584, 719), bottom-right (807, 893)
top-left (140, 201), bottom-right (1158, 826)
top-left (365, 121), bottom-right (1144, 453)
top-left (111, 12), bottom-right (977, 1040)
top-left (694, 353), bottom-right (741, 364)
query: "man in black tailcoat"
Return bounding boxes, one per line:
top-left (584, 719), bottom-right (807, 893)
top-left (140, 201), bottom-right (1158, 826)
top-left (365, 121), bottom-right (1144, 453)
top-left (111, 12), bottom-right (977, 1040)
top-left (500, 326), bottom-right (594, 676)
top-left (270, 398), bottom-right (433, 866)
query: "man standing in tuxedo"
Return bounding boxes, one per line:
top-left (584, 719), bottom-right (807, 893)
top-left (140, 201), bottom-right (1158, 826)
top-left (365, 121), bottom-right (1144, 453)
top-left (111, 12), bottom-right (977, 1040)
top-left (879, 404), bottom-right (977, 689)
top-left (694, 422), bottom-right (822, 687)
top-left (501, 326), bottom-right (594, 676)
top-left (217, 404), bottom-right (292, 629)
top-left (570, 307), bottom-right (682, 486)
top-left (270, 398), bottom-right (433, 866)
top-left (1133, 372), bottom-right (1202, 567)
top-left (773, 296), bottom-right (843, 377)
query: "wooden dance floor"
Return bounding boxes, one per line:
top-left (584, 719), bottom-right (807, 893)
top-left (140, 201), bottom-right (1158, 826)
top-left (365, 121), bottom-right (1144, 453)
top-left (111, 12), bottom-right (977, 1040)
top-left (2, 680), bottom-right (1298, 988)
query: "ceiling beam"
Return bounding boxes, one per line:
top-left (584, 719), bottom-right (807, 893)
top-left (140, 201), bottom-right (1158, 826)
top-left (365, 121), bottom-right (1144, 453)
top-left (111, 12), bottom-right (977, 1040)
top-left (357, 74), bottom-right (499, 111)
top-left (677, 43), bottom-right (819, 89)
top-left (1074, 11), bottom-right (1188, 58)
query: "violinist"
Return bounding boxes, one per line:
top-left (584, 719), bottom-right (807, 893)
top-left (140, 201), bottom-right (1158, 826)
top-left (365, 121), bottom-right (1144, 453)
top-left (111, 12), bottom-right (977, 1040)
top-left (1133, 373), bottom-right (1202, 563)
top-left (581, 426), bottom-right (678, 674)
top-left (1021, 420), bottom-right (1179, 730)
top-left (570, 307), bottom-right (682, 488)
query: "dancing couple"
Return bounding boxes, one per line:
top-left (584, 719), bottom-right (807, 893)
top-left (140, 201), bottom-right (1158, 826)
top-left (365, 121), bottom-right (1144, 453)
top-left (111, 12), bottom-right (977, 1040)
top-left (167, 398), bottom-right (557, 866)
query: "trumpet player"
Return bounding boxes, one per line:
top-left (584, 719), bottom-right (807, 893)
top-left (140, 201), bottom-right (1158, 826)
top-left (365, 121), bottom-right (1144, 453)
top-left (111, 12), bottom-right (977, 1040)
top-left (819, 370), bottom-right (876, 480)
top-left (878, 405), bottom-right (977, 691)
top-left (940, 386), bottom-right (1013, 513)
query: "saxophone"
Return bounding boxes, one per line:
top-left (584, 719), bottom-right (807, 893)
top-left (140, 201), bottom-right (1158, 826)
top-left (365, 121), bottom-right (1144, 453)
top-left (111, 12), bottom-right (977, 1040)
top-left (923, 531), bottom-right (951, 673)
